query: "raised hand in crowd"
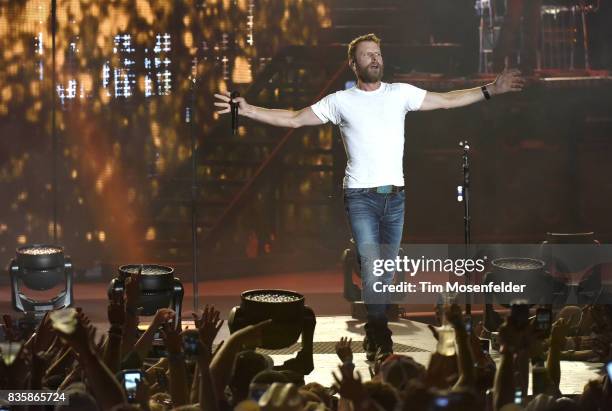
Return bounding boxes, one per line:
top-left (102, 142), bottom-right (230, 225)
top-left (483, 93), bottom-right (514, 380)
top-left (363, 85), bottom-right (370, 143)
top-left (122, 265), bottom-right (143, 356)
top-left (229, 318), bottom-right (272, 350)
top-left (108, 293), bottom-right (126, 327)
top-left (494, 320), bottom-right (522, 411)
top-left (425, 342), bottom-right (458, 389)
top-left (54, 309), bottom-right (126, 411)
top-left (493, 315), bottom-right (547, 411)
top-left (192, 304), bottom-right (224, 356)
top-left (133, 308), bottom-right (175, 361)
top-left (333, 363), bottom-right (374, 411)
top-left (196, 333), bottom-right (220, 411)
top-left (209, 318), bottom-right (272, 399)
top-left (30, 350), bottom-right (55, 390)
top-left (125, 265), bottom-right (143, 309)
top-left (103, 293), bottom-right (125, 372)
top-left (135, 376), bottom-right (152, 411)
top-left (2, 314), bottom-right (19, 342)
top-left (5, 343), bottom-right (32, 389)
top-left (189, 306), bottom-right (224, 409)
top-left (57, 310), bottom-right (95, 355)
top-left (335, 336), bottom-right (353, 364)
top-left (31, 311), bottom-right (56, 354)
top-left (551, 316), bottom-right (572, 348)
top-left (444, 304), bottom-right (476, 391)
top-left (160, 321), bottom-right (189, 406)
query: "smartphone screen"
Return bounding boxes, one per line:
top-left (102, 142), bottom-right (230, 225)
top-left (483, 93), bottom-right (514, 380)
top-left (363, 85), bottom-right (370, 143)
top-left (434, 396), bottom-right (449, 408)
top-left (182, 331), bottom-right (200, 356)
top-left (606, 361), bottom-right (612, 379)
top-left (514, 388), bottom-right (523, 405)
top-left (536, 309), bottom-right (552, 332)
top-left (124, 372), bottom-right (140, 400)
top-left (249, 383), bottom-right (270, 401)
top-left (464, 315), bottom-right (472, 335)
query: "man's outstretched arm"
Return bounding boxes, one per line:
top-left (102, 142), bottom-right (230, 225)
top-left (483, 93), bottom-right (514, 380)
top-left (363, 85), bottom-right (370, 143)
top-left (419, 69), bottom-right (524, 111)
top-left (214, 92), bottom-right (324, 128)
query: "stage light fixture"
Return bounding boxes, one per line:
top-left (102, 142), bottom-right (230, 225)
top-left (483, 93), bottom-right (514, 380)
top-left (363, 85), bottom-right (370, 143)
top-left (228, 289), bottom-right (309, 349)
top-left (541, 232), bottom-right (610, 304)
top-left (9, 244), bottom-right (74, 317)
top-left (488, 257), bottom-right (549, 305)
top-left (483, 257), bottom-right (549, 331)
top-left (228, 289), bottom-right (316, 375)
top-left (107, 264), bottom-right (184, 326)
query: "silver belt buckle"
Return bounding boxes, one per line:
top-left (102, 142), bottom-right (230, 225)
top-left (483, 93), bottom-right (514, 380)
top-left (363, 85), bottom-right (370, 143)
top-left (376, 185), bottom-right (393, 194)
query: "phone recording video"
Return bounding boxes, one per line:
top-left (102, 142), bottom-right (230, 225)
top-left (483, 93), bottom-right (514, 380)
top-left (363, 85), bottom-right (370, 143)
top-left (464, 315), bottom-right (473, 335)
top-left (429, 393), bottom-right (464, 410)
top-left (249, 383), bottom-right (270, 401)
top-left (514, 388), bottom-right (523, 405)
top-left (182, 329), bottom-right (200, 357)
top-left (119, 370), bottom-right (143, 402)
top-left (536, 308), bottom-right (552, 332)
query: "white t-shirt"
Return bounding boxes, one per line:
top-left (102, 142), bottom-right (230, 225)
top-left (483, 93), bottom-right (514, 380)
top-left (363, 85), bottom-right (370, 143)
top-left (310, 82), bottom-right (427, 188)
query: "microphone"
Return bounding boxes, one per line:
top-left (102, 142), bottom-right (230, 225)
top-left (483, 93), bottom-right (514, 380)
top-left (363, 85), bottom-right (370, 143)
top-left (230, 91), bottom-right (240, 135)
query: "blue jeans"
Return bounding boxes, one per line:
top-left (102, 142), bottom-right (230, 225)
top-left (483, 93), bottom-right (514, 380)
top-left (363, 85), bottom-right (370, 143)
top-left (344, 188), bottom-right (405, 339)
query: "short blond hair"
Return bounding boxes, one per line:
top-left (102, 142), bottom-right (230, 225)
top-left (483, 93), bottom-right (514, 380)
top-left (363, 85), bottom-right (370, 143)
top-left (347, 33), bottom-right (381, 63)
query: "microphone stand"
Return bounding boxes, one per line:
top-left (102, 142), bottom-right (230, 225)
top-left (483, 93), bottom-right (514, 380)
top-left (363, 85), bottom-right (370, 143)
top-left (51, 0), bottom-right (58, 242)
top-left (188, 61), bottom-right (199, 312)
top-left (458, 141), bottom-right (472, 319)
top-left (230, 91), bottom-right (240, 135)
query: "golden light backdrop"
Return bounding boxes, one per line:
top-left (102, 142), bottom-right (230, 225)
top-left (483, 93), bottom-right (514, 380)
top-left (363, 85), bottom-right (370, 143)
top-left (0, 0), bottom-right (330, 268)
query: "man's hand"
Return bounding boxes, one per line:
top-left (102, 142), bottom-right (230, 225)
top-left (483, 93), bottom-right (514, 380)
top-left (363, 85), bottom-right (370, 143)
top-left (491, 68), bottom-right (525, 95)
top-left (214, 91), bottom-right (250, 115)
top-left (335, 337), bottom-right (353, 363)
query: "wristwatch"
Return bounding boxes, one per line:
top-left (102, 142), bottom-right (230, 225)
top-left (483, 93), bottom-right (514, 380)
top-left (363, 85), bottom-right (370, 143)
top-left (481, 85), bottom-right (491, 100)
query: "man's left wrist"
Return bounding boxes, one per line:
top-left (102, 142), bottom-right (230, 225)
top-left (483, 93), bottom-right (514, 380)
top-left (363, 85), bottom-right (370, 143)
top-left (488, 83), bottom-right (499, 96)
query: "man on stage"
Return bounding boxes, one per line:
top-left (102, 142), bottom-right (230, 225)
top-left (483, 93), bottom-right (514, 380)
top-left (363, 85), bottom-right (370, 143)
top-left (214, 33), bottom-right (524, 361)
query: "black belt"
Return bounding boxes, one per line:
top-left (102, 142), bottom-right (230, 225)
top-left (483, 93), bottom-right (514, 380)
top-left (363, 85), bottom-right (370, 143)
top-left (366, 185), bottom-right (404, 194)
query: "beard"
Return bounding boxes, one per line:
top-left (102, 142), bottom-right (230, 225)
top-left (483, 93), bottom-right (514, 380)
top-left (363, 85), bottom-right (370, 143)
top-left (356, 62), bottom-right (384, 83)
